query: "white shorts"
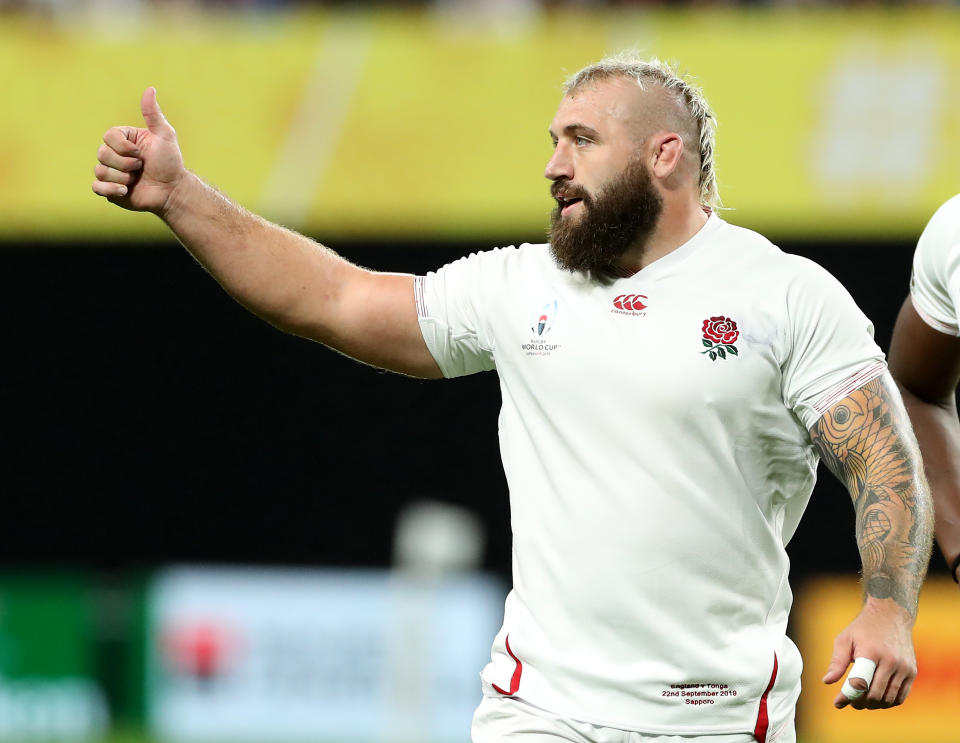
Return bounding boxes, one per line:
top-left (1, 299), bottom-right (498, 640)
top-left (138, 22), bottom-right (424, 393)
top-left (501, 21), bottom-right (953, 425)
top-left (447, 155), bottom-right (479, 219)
top-left (471, 695), bottom-right (796, 743)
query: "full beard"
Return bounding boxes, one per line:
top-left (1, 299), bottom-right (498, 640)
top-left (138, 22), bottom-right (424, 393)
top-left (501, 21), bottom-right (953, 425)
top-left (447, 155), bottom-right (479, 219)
top-left (548, 158), bottom-right (663, 277)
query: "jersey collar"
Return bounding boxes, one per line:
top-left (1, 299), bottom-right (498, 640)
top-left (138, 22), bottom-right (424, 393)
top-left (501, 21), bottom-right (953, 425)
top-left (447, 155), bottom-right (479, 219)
top-left (618, 211), bottom-right (723, 281)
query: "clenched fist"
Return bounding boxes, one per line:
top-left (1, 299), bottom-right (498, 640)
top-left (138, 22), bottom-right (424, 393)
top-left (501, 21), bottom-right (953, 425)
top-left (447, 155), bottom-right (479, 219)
top-left (92, 87), bottom-right (185, 214)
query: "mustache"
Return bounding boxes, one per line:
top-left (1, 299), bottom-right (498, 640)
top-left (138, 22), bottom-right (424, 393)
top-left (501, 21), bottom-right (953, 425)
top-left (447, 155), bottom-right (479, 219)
top-left (550, 180), bottom-right (590, 202)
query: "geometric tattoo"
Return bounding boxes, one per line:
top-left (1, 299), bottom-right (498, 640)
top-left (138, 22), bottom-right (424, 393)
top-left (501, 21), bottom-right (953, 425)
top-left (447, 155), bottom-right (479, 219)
top-left (809, 374), bottom-right (933, 615)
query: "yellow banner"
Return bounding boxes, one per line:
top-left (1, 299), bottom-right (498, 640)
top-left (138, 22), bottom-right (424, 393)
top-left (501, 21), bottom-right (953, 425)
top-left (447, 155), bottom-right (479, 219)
top-left (795, 576), bottom-right (959, 743)
top-left (3, 6), bottom-right (960, 240)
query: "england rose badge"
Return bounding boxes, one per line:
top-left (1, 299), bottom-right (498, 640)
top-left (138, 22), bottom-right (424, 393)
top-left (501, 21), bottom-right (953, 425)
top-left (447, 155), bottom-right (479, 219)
top-left (700, 316), bottom-right (739, 361)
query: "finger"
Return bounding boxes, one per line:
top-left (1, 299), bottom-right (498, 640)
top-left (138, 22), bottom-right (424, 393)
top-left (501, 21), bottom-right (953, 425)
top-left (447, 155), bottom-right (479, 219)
top-left (835, 678), bottom-right (866, 709)
top-left (823, 635), bottom-right (854, 684)
top-left (894, 676), bottom-right (914, 706)
top-left (141, 87), bottom-right (173, 136)
top-left (882, 673), bottom-right (904, 707)
top-left (854, 677), bottom-right (891, 710)
top-left (103, 127), bottom-right (141, 157)
top-left (838, 656), bottom-right (876, 710)
top-left (96, 143), bottom-right (142, 172)
top-left (863, 661), bottom-right (891, 706)
top-left (94, 163), bottom-right (136, 186)
top-left (833, 690), bottom-right (852, 709)
top-left (92, 180), bottom-right (128, 198)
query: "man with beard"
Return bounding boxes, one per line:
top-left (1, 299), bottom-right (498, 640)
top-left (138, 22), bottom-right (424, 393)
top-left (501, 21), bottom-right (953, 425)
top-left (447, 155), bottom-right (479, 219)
top-left (92, 55), bottom-right (931, 742)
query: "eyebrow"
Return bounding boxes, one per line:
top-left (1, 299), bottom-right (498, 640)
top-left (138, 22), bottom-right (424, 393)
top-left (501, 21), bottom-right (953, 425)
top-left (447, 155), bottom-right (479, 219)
top-left (549, 123), bottom-right (602, 141)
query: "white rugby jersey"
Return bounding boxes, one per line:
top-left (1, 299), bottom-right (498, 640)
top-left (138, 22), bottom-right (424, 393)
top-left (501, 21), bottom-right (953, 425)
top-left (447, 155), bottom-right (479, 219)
top-left (910, 194), bottom-right (960, 335)
top-left (415, 213), bottom-right (885, 737)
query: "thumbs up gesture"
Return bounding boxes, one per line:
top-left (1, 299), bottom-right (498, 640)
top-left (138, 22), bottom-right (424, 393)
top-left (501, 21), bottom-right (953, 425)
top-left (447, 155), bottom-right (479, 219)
top-left (92, 87), bottom-right (185, 214)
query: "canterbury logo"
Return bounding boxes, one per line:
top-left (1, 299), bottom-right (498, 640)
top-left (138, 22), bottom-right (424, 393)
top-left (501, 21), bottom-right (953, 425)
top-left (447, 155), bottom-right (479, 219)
top-left (613, 294), bottom-right (647, 311)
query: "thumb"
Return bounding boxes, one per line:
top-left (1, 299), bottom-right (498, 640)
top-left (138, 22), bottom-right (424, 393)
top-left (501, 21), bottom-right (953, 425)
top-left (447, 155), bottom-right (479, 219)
top-left (140, 87), bottom-right (171, 135)
top-left (823, 635), bottom-right (853, 684)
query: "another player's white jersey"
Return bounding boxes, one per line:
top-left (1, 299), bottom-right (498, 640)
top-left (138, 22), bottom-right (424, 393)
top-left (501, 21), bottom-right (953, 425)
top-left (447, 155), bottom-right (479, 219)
top-left (910, 194), bottom-right (960, 336)
top-left (415, 213), bottom-right (884, 737)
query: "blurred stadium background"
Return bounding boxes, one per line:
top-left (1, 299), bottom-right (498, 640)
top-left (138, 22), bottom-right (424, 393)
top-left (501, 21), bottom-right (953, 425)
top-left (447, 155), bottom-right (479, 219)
top-left (2, 0), bottom-right (958, 741)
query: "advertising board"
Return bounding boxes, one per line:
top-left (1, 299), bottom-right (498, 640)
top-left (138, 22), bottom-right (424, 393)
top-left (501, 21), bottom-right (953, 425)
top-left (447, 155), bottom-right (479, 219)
top-left (0, 575), bottom-right (108, 741)
top-left (146, 566), bottom-right (505, 742)
top-left (5, 6), bottom-right (960, 240)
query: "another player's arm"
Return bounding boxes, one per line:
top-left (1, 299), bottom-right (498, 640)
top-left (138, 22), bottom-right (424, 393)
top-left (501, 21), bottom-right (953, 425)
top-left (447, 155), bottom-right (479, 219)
top-left (810, 372), bottom-right (933, 710)
top-left (889, 296), bottom-right (960, 583)
top-left (92, 88), bottom-right (441, 379)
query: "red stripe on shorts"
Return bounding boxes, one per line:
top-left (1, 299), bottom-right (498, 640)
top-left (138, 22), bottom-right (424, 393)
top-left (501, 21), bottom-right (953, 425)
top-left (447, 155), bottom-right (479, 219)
top-left (491, 635), bottom-right (523, 696)
top-left (753, 652), bottom-right (779, 743)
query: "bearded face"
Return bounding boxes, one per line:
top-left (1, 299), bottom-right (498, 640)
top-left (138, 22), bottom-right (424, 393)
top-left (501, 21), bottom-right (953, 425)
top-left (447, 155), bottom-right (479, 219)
top-left (548, 157), bottom-right (663, 276)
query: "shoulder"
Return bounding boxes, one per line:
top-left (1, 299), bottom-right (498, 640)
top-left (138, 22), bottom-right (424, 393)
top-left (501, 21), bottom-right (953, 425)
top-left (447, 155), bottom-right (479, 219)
top-left (712, 218), bottom-right (799, 275)
top-left (924, 193), bottom-right (960, 235)
top-left (424, 243), bottom-right (564, 307)
top-left (435, 242), bottom-right (551, 273)
top-left (713, 218), bottom-right (778, 255)
top-left (715, 219), bottom-right (842, 291)
top-left (907, 195), bottom-right (960, 334)
top-left (916, 194), bottom-right (960, 263)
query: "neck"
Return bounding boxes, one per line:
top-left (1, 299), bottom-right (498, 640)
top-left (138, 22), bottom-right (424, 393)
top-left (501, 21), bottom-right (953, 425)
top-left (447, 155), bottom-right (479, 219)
top-left (616, 201), bottom-right (709, 273)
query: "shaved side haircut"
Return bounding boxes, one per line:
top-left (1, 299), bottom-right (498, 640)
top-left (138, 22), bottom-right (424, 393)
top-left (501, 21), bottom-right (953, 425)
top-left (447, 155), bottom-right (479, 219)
top-left (564, 53), bottom-right (721, 210)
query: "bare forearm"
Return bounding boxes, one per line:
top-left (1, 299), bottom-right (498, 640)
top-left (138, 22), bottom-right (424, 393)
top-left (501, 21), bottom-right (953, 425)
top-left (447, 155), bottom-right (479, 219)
top-left (155, 172), bottom-right (438, 377)
top-left (93, 90), bottom-right (440, 377)
top-left (811, 375), bottom-right (934, 614)
top-left (898, 386), bottom-right (960, 572)
top-left (160, 172), bottom-right (359, 337)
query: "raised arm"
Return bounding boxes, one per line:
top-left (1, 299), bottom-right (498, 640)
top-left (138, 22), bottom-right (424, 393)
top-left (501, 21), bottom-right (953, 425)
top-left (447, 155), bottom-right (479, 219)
top-left (91, 88), bottom-right (442, 379)
top-left (810, 372), bottom-right (933, 710)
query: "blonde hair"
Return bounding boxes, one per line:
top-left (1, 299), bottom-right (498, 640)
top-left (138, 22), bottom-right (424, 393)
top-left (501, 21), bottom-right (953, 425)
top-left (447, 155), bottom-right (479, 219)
top-left (564, 53), bottom-right (721, 209)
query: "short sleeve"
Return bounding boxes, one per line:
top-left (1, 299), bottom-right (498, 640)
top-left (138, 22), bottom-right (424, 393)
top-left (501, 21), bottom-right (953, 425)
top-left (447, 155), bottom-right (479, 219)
top-left (415, 251), bottom-right (498, 378)
top-left (909, 194), bottom-right (960, 337)
top-left (780, 257), bottom-right (886, 431)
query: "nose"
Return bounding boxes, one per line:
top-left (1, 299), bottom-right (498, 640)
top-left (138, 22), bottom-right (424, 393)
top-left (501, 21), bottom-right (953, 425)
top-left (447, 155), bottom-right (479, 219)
top-left (544, 142), bottom-right (573, 181)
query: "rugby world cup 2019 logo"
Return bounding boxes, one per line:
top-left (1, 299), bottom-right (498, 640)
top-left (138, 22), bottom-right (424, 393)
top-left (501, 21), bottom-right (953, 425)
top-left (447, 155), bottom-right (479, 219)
top-left (531, 300), bottom-right (557, 336)
top-left (522, 300), bottom-right (561, 356)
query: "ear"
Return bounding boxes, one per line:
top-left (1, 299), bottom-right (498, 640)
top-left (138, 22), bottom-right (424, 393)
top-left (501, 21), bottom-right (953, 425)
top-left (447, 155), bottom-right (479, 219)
top-left (649, 132), bottom-right (684, 180)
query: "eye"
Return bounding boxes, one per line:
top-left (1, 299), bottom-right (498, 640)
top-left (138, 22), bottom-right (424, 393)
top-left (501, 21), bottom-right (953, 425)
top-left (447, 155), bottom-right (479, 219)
top-left (575, 135), bottom-right (591, 147)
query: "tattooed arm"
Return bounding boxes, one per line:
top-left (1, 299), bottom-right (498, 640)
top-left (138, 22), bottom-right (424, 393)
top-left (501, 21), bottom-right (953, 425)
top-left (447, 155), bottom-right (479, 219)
top-left (809, 372), bottom-right (934, 710)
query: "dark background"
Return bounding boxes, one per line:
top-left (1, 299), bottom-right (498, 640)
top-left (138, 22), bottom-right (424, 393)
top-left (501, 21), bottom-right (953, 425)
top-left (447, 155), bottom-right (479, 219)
top-left (4, 235), bottom-right (946, 584)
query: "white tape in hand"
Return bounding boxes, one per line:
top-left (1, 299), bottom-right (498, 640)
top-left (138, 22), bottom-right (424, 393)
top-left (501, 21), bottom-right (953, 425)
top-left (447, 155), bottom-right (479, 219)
top-left (840, 657), bottom-right (877, 700)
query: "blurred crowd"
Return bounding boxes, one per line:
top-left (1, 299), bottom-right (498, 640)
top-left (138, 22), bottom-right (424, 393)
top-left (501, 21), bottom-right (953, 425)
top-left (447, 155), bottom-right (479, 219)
top-left (3, 0), bottom-right (960, 14)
